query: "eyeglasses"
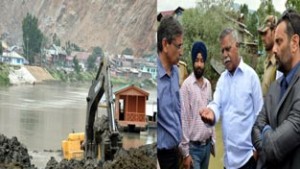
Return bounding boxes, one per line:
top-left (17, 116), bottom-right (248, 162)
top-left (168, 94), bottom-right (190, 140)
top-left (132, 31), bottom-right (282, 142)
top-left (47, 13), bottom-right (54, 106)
top-left (172, 42), bottom-right (183, 50)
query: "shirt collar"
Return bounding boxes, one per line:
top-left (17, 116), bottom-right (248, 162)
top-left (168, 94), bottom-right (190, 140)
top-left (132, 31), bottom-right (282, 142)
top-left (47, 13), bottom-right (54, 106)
top-left (191, 73), bottom-right (207, 88)
top-left (157, 53), bottom-right (175, 79)
top-left (284, 61), bottom-right (300, 86)
top-left (265, 54), bottom-right (277, 67)
top-left (226, 57), bottom-right (246, 76)
top-left (157, 54), bottom-right (167, 79)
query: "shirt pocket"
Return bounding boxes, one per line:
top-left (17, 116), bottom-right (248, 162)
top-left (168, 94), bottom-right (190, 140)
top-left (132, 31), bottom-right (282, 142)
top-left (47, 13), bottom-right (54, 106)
top-left (234, 87), bottom-right (252, 116)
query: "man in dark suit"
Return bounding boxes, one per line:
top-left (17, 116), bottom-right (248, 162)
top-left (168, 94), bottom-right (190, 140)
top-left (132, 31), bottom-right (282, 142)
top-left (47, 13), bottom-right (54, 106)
top-left (252, 9), bottom-right (300, 169)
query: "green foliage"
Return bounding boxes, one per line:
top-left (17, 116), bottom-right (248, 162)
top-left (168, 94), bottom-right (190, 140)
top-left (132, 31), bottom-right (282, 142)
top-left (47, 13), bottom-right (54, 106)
top-left (181, 5), bottom-right (233, 81)
top-left (86, 55), bottom-right (97, 71)
top-left (92, 46), bottom-right (104, 58)
top-left (0, 64), bottom-right (10, 85)
top-left (121, 47), bottom-right (134, 55)
top-left (240, 4), bottom-right (249, 17)
top-left (47, 68), bottom-right (95, 83)
top-left (86, 46), bottom-right (104, 71)
top-left (52, 33), bottom-right (61, 46)
top-left (0, 41), bottom-right (2, 55)
top-left (247, 12), bottom-right (259, 39)
top-left (181, 1), bottom-right (267, 87)
top-left (286, 0), bottom-right (300, 13)
top-left (73, 56), bottom-right (81, 73)
top-left (256, 56), bottom-right (265, 81)
top-left (65, 41), bottom-right (81, 55)
top-left (22, 13), bottom-right (44, 64)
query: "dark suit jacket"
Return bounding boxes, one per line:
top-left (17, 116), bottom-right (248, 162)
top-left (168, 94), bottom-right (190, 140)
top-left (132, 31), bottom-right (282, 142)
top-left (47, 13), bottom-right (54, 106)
top-left (252, 67), bottom-right (300, 169)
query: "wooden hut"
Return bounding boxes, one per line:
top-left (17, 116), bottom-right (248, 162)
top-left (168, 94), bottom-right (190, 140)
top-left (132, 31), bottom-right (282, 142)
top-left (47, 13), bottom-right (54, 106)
top-left (114, 85), bottom-right (149, 131)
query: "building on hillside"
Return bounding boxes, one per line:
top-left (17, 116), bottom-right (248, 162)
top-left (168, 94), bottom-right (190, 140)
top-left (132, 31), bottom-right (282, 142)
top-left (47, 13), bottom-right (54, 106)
top-left (45, 44), bottom-right (67, 65)
top-left (157, 6), bottom-right (184, 22)
top-left (1, 51), bottom-right (27, 66)
top-left (65, 51), bottom-right (91, 71)
top-left (139, 62), bottom-right (157, 79)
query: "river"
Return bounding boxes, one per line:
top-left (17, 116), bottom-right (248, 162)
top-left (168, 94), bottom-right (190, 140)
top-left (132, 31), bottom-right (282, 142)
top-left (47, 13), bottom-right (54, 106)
top-left (0, 83), bottom-right (157, 168)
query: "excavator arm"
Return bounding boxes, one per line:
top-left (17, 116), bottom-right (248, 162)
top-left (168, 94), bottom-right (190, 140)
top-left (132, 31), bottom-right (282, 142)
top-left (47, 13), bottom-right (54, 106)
top-left (84, 56), bottom-right (121, 161)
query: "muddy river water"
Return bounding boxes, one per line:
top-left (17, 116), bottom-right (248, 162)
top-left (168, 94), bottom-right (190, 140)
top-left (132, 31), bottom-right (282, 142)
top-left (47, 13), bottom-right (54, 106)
top-left (0, 83), bottom-right (156, 168)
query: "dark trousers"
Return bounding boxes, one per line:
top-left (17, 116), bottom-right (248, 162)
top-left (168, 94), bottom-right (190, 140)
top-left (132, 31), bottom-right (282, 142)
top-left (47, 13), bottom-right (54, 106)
top-left (224, 156), bottom-right (256, 169)
top-left (157, 147), bottom-right (180, 169)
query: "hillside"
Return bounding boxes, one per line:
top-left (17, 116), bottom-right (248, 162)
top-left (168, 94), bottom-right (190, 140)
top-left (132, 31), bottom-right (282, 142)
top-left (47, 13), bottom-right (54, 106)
top-left (0, 0), bottom-right (156, 56)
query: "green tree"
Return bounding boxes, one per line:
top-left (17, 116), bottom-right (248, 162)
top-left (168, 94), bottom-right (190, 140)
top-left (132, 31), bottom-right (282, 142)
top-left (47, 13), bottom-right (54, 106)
top-left (86, 54), bottom-right (97, 71)
top-left (122, 47), bottom-right (134, 55)
top-left (73, 56), bottom-right (81, 73)
top-left (182, 0), bottom-right (261, 88)
top-left (65, 41), bottom-right (81, 55)
top-left (240, 4), bottom-right (249, 19)
top-left (22, 13), bottom-right (44, 64)
top-left (52, 33), bottom-right (61, 46)
top-left (0, 41), bottom-right (2, 55)
top-left (247, 11), bottom-right (259, 38)
top-left (86, 46), bottom-right (104, 71)
top-left (181, 4), bottom-right (232, 76)
top-left (257, 0), bottom-right (277, 22)
top-left (286, 0), bottom-right (300, 13)
top-left (256, 0), bottom-right (280, 51)
top-left (93, 46), bottom-right (104, 58)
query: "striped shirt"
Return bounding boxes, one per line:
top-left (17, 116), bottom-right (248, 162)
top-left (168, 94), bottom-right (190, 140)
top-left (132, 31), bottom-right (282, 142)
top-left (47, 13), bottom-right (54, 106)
top-left (179, 73), bottom-right (215, 157)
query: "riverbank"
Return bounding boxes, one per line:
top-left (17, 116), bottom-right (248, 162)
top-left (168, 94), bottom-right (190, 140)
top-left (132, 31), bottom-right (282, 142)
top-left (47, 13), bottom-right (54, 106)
top-left (0, 64), bottom-right (156, 89)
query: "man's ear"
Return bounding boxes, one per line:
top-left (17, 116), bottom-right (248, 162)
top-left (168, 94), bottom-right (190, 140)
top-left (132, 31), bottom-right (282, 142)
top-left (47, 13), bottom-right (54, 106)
top-left (291, 34), bottom-right (300, 53)
top-left (162, 38), bottom-right (169, 53)
top-left (235, 42), bottom-right (240, 48)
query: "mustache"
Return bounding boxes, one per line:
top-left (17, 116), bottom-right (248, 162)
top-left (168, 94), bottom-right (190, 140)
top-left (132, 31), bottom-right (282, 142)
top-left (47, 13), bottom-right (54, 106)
top-left (194, 67), bottom-right (204, 71)
top-left (223, 57), bottom-right (230, 64)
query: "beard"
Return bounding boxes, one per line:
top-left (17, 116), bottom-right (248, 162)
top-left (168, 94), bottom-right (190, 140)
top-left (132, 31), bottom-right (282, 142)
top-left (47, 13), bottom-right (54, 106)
top-left (275, 49), bottom-right (292, 75)
top-left (265, 42), bottom-right (274, 51)
top-left (194, 67), bottom-right (204, 79)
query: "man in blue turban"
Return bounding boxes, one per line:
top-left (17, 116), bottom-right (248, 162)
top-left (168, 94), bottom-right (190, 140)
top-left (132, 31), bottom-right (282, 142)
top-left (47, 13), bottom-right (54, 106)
top-left (179, 41), bottom-right (215, 169)
top-left (191, 41), bottom-right (207, 79)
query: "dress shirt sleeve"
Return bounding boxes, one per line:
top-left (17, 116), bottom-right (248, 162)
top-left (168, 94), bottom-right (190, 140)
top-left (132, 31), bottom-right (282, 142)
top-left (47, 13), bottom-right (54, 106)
top-left (252, 73), bottom-right (263, 117)
top-left (207, 76), bottom-right (223, 125)
top-left (179, 81), bottom-right (191, 157)
top-left (251, 73), bottom-right (265, 153)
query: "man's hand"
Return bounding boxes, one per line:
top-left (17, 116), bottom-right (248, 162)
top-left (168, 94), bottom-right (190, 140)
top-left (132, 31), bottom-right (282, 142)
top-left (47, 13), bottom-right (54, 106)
top-left (200, 108), bottom-right (215, 125)
top-left (183, 155), bottom-right (193, 169)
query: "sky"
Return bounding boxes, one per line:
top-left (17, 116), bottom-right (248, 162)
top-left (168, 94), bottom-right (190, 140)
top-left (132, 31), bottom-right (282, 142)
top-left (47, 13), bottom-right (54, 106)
top-left (157, 0), bottom-right (287, 13)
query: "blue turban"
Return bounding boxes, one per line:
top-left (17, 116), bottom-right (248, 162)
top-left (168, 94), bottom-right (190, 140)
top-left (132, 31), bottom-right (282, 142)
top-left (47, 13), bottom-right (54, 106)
top-left (191, 41), bottom-right (207, 63)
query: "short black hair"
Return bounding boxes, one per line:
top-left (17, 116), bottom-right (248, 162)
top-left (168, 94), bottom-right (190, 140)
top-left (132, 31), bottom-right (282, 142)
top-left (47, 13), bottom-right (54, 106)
top-left (157, 16), bottom-right (183, 53)
top-left (277, 9), bottom-right (300, 45)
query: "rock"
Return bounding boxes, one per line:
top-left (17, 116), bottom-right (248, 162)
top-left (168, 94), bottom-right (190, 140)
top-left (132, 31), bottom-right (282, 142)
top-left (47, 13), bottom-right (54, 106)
top-left (0, 134), bottom-right (36, 169)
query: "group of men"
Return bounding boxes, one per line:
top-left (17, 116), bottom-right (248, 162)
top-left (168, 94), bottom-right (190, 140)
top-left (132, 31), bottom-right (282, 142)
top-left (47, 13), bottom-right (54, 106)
top-left (157, 9), bottom-right (300, 169)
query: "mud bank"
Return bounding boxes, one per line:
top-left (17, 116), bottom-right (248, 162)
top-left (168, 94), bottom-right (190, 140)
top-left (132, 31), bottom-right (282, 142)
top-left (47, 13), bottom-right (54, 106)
top-left (0, 134), bottom-right (36, 169)
top-left (44, 143), bottom-right (156, 169)
top-left (0, 133), bottom-right (156, 169)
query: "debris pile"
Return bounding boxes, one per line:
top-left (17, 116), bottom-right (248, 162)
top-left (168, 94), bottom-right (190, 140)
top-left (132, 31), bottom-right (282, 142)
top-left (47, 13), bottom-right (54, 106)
top-left (103, 143), bottom-right (156, 169)
top-left (0, 134), bottom-right (36, 169)
top-left (44, 143), bottom-right (156, 169)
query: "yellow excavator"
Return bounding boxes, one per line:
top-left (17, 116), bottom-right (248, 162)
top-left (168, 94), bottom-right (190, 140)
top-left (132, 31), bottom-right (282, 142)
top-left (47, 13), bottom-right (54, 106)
top-left (62, 56), bottom-right (122, 162)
